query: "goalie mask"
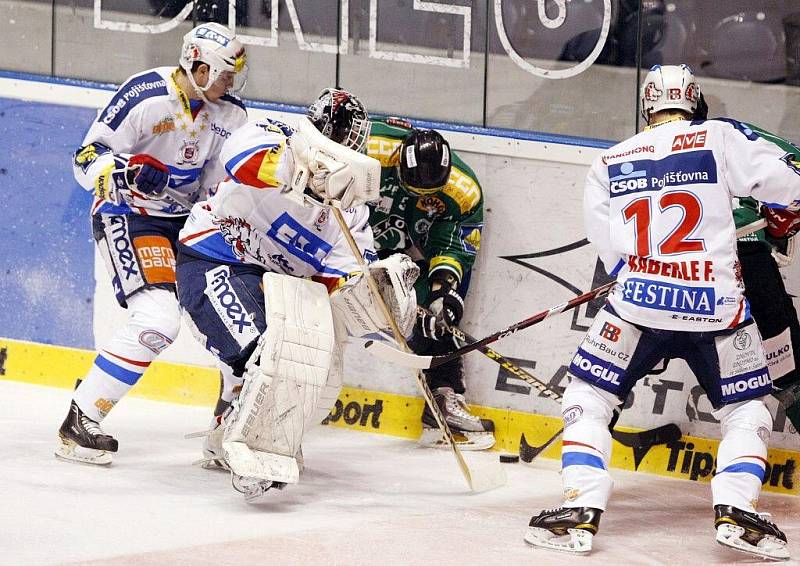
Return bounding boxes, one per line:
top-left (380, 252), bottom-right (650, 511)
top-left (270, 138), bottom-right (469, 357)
top-left (640, 64), bottom-right (700, 124)
top-left (398, 129), bottom-right (451, 195)
top-left (179, 23), bottom-right (248, 99)
top-left (307, 88), bottom-right (371, 153)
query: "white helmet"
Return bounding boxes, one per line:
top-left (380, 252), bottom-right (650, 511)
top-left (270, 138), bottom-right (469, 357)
top-left (640, 64), bottom-right (701, 124)
top-left (179, 23), bottom-right (247, 98)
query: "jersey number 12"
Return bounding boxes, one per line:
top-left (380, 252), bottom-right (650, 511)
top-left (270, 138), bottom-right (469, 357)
top-left (622, 191), bottom-right (705, 257)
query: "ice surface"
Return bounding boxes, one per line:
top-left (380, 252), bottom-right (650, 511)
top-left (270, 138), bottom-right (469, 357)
top-left (2, 380), bottom-right (799, 566)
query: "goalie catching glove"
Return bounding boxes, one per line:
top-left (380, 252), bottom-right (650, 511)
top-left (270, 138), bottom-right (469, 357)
top-left (284, 117), bottom-right (380, 209)
top-left (331, 254), bottom-right (420, 338)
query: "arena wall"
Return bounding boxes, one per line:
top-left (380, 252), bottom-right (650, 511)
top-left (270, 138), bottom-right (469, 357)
top-left (2, 72), bottom-right (799, 494)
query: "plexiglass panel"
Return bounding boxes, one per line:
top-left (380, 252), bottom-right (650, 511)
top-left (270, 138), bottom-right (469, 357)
top-left (0, 0), bottom-right (798, 142)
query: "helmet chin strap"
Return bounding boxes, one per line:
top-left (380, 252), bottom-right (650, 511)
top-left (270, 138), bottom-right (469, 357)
top-left (184, 70), bottom-right (212, 104)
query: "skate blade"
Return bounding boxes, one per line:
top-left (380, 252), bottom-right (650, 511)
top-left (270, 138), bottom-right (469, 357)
top-left (192, 456), bottom-right (230, 471)
top-left (524, 527), bottom-right (593, 555)
top-left (55, 438), bottom-right (112, 466)
top-left (231, 474), bottom-right (286, 503)
top-left (419, 428), bottom-right (496, 451)
top-left (716, 524), bottom-right (790, 561)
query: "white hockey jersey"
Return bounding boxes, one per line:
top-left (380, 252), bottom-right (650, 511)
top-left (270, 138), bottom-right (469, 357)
top-left (178, 119), bottom-right (377, 278)
top-left (73, 66), bottom-right (247, 217)
top-left (586, 118), bottom-right (800, 331)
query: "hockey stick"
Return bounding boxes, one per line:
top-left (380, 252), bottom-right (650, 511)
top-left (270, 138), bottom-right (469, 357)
top-left (448, 325), bottom-right (561, 402)
top-left (366, 281), bottom-right (616, 369)
top-left (519, 423), bottom-right (682, 466)
top-left (330, 207), bottom-right (506, 493)
top-left (366, 218), bottom-right (770, 371)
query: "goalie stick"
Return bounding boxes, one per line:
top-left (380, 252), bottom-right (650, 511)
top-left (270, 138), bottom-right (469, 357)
top-left (331, 207), bottom-right (506, 493)
top-left (365, 218), bottom-right (769, 370)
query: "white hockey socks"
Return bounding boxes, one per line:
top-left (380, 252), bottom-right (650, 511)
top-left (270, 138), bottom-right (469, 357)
top-left (711, 399), bottom-right (772, 512)
top-left (560, 379), bottom-right (616, 510)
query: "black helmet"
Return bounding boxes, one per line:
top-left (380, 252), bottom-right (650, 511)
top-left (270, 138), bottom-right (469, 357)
top-left (398, 129), bottom-right (451, 194)
top-left (307, 88), bottom-right (370, 152)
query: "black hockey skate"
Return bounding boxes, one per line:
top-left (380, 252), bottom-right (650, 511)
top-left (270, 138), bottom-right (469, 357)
top-left (714, 505), bottom-right (789, 561)
top-left (420, 387), bottom-right (496, 451)
top-left (524, 506), bottom-right (602, 554)
top-left (55, 400), bottom-right (118, 466)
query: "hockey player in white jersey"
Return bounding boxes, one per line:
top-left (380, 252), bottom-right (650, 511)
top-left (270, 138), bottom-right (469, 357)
top-left (525, 65), bottom-right (800, 560)
top-left (55, 23), bottom-right (248, 466)
top-left (175, 89), bottom-right (419, 500)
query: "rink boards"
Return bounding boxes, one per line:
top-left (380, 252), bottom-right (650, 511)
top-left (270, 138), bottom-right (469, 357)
top-left (2, 73), bottom-right (800, 497)
top-left (2, 336), bottom-right (797, 496)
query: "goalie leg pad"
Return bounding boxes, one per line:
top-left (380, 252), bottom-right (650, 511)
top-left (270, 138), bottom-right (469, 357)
top-left (223, 273), bottom-right (335, 484)
top-left (331, 253), bottom-right (419, 338)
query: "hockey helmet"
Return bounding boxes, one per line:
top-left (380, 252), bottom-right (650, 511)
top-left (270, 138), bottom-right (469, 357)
top-left (398, 129), bottom-right (451, 194)
top-left (179, 23), bottom-right (247, 97)
top-left (640, 64), bottom-right (701, 124)
top-left (307, 88), bottom-right (371, 153)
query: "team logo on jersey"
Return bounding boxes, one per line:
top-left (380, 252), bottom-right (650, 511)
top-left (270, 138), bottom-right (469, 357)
top-left (217, 216), bottom-right (255, 259)
top-left (460, 225), bottom-right (482, 254)
top-left (177, 139), bottom-right (200, 165)
top-left (152, 117), bottom-right (176, 136)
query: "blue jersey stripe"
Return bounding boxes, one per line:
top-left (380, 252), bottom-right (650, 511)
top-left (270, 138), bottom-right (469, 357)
top-left (186, 231), bottom-right (240, 263)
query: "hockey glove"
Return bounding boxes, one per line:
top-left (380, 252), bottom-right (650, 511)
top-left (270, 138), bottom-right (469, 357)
top-left (427, 286), bottom-right (464, 328)
top-left (127, 154), bottom-right (170, 196)
top-left (416, 307), bottom-right (450, 341)
top-left (763, 206), bottom-right (800, 239)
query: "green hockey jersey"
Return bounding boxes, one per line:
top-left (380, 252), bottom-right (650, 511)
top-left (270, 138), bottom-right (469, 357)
top-left (366, 119), bottom-right (484, 286)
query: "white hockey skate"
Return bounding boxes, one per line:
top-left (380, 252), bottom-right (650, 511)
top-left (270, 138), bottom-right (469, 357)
top-left (524, 507), bottom-right (601, 555)
top-left (714, 505), bottom-right (790, 561)
top-left (419, 387), bottom-right (496, 451)
top-left (186, 414), bottom-right (230, 471)
top-left (231, 473), bottom-right (287, 503)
